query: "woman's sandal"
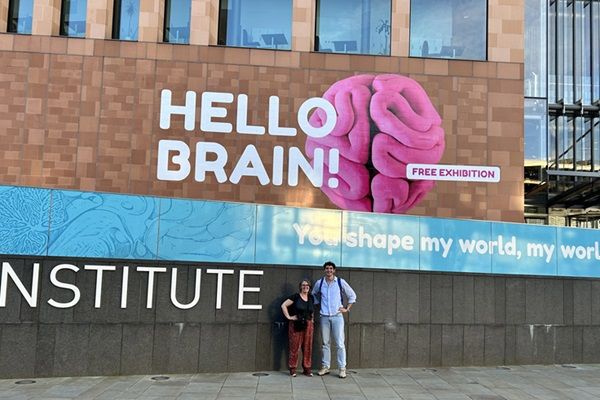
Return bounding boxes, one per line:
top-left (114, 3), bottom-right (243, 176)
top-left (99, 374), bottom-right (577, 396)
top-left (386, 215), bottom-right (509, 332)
top-left (303, 370), bottom-right (313, 377)
top-left (290, 369), bottom-right (297, 377)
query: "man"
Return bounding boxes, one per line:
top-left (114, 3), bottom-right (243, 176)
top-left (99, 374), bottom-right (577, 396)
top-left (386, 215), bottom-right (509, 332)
top-left (312, 261), bottom-right (357, 379)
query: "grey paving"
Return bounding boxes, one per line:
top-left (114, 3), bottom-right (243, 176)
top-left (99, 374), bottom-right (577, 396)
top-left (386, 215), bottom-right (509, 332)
top-left (3, 365), bottom-right (600, 399)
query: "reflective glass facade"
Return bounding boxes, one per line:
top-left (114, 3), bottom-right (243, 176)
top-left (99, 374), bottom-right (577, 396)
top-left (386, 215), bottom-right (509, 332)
top-left (7, 0), bottom-right (33, 34)
top-left (113, 0), bottom-right (140, 41)
top-left (218, 0), bottom-right (292, 50)
top-left (526, 0), bottom-right (600, 219)
top-left (525, 0), bottom-right (547, 98)
top-left (164, 0), bottom-right (191, 44)
top-left (315, 0), bottom-right (391, 55)
top-left (524, 0), bottom-right (548, 192)
top-left (547, 0), bottom-right (600, 171)
top-left (60, 0), bottom-right (87, 37)
top-left (410, 0), bottom-right (487, 60)
top-left (547, 0), bottom-right (600, 106)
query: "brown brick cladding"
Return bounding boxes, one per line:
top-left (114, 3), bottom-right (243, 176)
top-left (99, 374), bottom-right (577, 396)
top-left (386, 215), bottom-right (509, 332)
top-left (0, 35), bottom-right (524, 222)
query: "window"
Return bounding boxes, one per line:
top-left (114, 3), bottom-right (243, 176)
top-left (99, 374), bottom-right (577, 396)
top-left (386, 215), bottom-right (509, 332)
top-left (524, 0), bottom-right (547, 98)
top-left (549, 116), bottom-right (558, 168)
top-left (218, 0), bottom-right (292, 50)
top-left (575, 118), bottom-right (592, 171)
top-left (562, 0), bottom-right (574, 103)
top-left (113, 0), bottom-right (140, 41)
top-left (593, 1), bottom-right (600, 103)
top-left (525, 98), bottom-right (548, 168)
top-left (164, 0), bottom-right (191, 44)
top-left (574, 1), bottom-right (592, 104)
top-left (558, 116), bottom-right (573, 170)
top-left (315, 0), bottom-right (391, 55)
top-left (548, 0), bottom-right (557, 102)
top-left (410, 0), bottom-right (487, 60)
top-left (60, 0), bottom-right (87, 37)
top-left (548, 116), bottom-right (597, 171)
top-left (7, 0), bottom-right (33, 34)
top-left (548, 0), bottom-right (599, 105)
top-left (594, 119), bottom-right (600, 171)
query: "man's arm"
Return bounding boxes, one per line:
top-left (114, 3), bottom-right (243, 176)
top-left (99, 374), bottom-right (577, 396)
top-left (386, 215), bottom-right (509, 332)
top-left (338, 279), bottom-right (356, 313)
top-left (342, 279), bottom-right (357, 308)
top-left (311, 279), bottom-right (320, 305)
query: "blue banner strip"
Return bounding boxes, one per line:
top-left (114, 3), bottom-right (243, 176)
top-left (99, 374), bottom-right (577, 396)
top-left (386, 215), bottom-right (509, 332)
top-left (1, 185), bottom-right (599, 278)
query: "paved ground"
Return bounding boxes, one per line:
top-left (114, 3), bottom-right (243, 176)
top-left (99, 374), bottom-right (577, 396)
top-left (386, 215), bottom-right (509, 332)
top-left (2, 364), bottom-right (600, 399)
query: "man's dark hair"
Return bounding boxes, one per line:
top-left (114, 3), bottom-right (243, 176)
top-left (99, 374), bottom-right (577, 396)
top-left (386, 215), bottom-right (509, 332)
top-left (323, 261), bottom-right (336, 269)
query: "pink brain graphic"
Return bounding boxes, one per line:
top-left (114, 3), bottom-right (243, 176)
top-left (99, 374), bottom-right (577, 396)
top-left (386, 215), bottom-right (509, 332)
top-left (305, 74), bottom-right (445, 214)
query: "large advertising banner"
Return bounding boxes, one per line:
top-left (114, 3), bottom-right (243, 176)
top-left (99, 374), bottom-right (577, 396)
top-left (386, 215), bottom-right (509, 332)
top-left (0, 48), bottom-right (524, 222)
top-left (156, 74), bottom-right (501, 217)
top-left (1, 185), bottom-right (598, 278)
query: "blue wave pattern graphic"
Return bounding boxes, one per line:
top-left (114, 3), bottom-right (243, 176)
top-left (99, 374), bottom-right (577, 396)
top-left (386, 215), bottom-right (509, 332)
top-left (0, 185), bottom-right (256, 262)
top-left (47, 191), bottom-right (161, 259)
top-left (0, 186), bottom-right (51, 255)
top-left (157, 198), bottom-right (255, 263)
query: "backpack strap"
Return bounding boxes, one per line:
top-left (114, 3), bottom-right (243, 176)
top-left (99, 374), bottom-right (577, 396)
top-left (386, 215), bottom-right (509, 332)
top-left (319, 277), bottom-right (344, 301)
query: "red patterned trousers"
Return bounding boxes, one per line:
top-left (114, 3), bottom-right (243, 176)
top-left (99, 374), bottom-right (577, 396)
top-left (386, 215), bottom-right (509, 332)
top-left (288, 319), bottom-right (314, 372)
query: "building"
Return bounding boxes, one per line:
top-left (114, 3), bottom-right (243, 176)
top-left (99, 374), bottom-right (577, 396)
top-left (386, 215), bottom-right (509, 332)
top-left (524, 0), bottom-right (600, 227)
top-left (0, 0), bottom-right (599, 379)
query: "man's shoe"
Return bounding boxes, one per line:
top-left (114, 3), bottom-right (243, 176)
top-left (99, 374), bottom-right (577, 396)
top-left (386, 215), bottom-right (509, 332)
top-left (317, 367), bottom-right (330, 376)
top-left (339, 368), bottom-right (347, 379)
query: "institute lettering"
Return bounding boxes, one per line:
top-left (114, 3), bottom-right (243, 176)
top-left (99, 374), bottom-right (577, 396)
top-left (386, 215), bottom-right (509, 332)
top-left (0, 261), bottom-right (263, 310)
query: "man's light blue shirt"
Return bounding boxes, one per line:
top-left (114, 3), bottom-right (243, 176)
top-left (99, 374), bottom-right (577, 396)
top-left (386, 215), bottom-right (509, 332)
top-left (312, 276), bottom-right (357, 316)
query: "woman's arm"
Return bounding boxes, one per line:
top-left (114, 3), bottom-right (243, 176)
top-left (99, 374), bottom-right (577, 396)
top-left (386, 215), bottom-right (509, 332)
top-left (281, 298), bottom-right (297, 320)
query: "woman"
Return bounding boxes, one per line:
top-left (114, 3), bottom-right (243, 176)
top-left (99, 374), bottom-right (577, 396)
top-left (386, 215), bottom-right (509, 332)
top-left (281, 279), bottom-right (315, 377)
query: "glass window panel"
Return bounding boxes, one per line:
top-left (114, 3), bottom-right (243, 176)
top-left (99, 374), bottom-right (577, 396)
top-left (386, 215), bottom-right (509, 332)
top-left (549, 116), bottom-right (558, 168)
top-left (575, 117), bottom-right (592, 171)
top-left (581, 1), bottom-right (592, 104)
top-left (113, 0), bottom-right (140, 41)
top-left (7, 0), bottom-right (33, 34)
top-left (164, 0), bottom-right (191, 44)
top-left (525, 0), bottom-right (547, 98)
top-left (561, 0), bottom-right (574, 103)
top-left (218, 0), bottom-right (292, 50)
top-left (410, 0), bottom-right (486, 60)
top-left (60, 0), bottom-right (87, 37)
top-left (594, 119), bottom-right (600, 171)
top-left (593, 2), bottom-right (600, 102)
top-left (525, 98), bottom-right (548, 168)
top-left (316, 0), bottom-right (391, 55)
top-left (558, 116), bottom-right (574, 169)
top-left (574, 0), bottom-right (583, 102)
top-left (549, 0), bottom-right (557, 103)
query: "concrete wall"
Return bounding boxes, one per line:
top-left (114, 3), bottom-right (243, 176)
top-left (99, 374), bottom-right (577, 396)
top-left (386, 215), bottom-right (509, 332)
top-left (0, 256), bottom-right (598, 378)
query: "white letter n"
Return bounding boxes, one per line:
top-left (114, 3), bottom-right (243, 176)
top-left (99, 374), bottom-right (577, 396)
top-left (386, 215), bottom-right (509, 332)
top-left (0, 262), bottom-right (40, 307)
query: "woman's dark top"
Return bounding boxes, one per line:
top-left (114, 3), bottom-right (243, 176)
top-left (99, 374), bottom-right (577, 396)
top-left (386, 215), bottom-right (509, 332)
top-left (287, 293), bottom-right (314, 321)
